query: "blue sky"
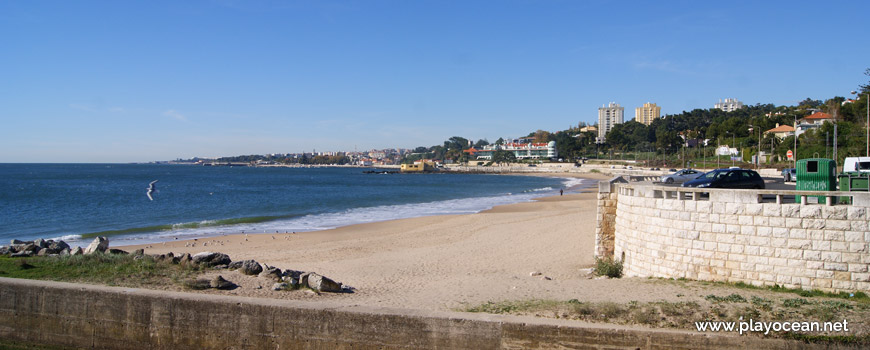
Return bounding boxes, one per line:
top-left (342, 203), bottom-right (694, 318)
top-left (2, 0), bottom-right (869, 162)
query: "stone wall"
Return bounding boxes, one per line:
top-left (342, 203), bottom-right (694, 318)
top-left (608, 184), bottom-right (870, 292)
top-left (594, 177), bottom-right (625, 259)
top-left (0, 278), bottom-right (831, 349)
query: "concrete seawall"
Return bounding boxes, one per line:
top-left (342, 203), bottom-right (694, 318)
top-left (0, 277), bottom-right (835, 349)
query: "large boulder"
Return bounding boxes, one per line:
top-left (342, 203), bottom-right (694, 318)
top-left (236, 260), bottom-right (263, 275)
top-left (259, 265), bottom-right (282, 280)
top-left (191, 252), bottom-right (231, 267)
top-left (10, 239), bottom-right (32, 245)
top-left (306, 273), bottom-right (343, 293)
top-left (71, 247), bottom-right (83, 256)
top-left (210, 275), bottom-right (236, 290)
top-left (34, 239), bottom-right (47, 248)
top-left (84, 237), bottom-right (109, 254)
top-left (48, 240), bottom-right (70, 251)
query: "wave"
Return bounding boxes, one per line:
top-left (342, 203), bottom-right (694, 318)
top-left (63, 178), bottom-right (591, 247)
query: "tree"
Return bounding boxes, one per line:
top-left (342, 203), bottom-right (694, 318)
top-left (491, 150), bottom-right (516, 165)
top-left (495, 137), bottom-right (505, 145)
top-left (473, 139), bottom-right (490, 148)
top-left (859, 68), bottom-right (870, 94)
top-left (532, 130), bottom-right (552, 143)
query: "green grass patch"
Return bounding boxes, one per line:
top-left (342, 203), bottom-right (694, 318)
top-left (0, 254), bottom-right (201, 288)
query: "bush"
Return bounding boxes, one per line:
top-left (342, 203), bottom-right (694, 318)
top-left (593, 257), bottom-right (623, 278)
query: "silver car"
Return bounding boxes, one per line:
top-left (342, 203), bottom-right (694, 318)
top-left (660, 169), bottom-right (702, 184)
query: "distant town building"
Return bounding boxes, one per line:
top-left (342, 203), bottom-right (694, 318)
top-left (580, 125), bottom-right (597, 133)
top-left (597, 102), bottom-right (624, 142)
top-left (634, 102), bottom-right (661, 125)
top-left (714, 98), bottom-right (745, 112)
top-left (765, 123), bottom-right (795, 139)
top-left (795, 111), bottom-right (835, 137)
top-left (473, 141), bottom-right (558, 160)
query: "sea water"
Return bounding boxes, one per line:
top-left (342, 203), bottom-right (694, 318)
top-left (0, 164), bottom-right (587, 246)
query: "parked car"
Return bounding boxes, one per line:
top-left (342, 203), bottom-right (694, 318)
top-left (781, 168), bottom-right (796, 182)
top-left (660, 169), bottom-right (703, 184)
top-left (682, 169), bottom-right (765, 189)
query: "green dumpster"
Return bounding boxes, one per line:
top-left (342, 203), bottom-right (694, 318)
top-left (838, 172), bottom-right (870, 204)
top-left (795, 158), bottom-right (837, 203)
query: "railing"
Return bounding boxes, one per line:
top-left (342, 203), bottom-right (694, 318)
top-left (613, 182), bottom-right (870, 206)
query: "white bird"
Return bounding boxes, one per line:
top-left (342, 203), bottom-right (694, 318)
top-left (146, 180), bottom-right (158, 201)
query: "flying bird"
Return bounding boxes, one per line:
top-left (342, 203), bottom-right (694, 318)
top-left (146, 180), bottom-right (158, 200)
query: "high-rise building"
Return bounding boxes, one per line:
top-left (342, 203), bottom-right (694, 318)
top-left (597, 102), bottom-right (624, 142)
top-left (715, 98), bottom-right (744, 112)
top-left (635, 102), bottom-right (661, 125)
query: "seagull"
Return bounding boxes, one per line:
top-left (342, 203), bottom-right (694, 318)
top-left (146, 180), bottom-right (158, 200)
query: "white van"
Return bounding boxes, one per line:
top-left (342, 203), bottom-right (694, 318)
top-left (843, 157), bottom-right (870, 173)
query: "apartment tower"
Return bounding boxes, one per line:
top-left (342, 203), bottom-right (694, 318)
top-left (635, 102), bottom-right (661, 125)
top-left (597, 102), bottom-right (624, 142)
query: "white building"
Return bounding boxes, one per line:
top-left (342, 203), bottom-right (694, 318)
top-left (715, 98), bottom-right (745, 112)
top-left (473, 141), bottom-right (557, 160)
top-left (597, 102), bottom-right (624, 142)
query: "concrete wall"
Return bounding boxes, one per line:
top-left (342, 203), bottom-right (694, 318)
top-left (0, 278), bottom-right (833, 349)
top-left (604, 184), bottom-right (870, 292)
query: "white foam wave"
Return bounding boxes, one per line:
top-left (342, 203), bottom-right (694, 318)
top-left (107, 188), bottom-right (564, 246)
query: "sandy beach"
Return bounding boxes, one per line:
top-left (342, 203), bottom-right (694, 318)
top-left (121, 172), bottom-right (758, 311)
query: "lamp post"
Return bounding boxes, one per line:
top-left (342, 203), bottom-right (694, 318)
top-left (852, 90), bottom-right (869, 157)
top-left (793, 115), bottom-right (797, 169)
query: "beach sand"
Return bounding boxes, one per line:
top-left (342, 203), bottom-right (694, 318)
top-left (121, 172), bottom-right (744, 311)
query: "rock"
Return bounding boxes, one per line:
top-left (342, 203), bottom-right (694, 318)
top-left (10, 251), bottom-right (32, 258)
top-left (153, 254), bottom-right (166, 262)
top-left (107, 249), bottom-right (128, 255)
top-left (306, 273), bottom-right (342, 293)
top-left (10, 239), bottom-right (32, 245)
top-left (259, 266), bottom-right (282, 280)
top-left (34, 239), bottom-right (47, 248)
top-left (227, 261), bottom-right (243, 269)
top-left (299, 272), bottom-right (311, 287)
top-left (272, 282), bottom-right (288, 291)
top-left (282, 269), bottom-right (304, 280)
top-left (541, 276), bottom-right (552, 281)
top-left (166, 252), bottom-right (174, 258)
top-left (21, 244), bottom-right (40, 254)
top-left (48, 241), bottom-right (70, 251)
top-left (530, 271), bottom-right (542, 277)
top-left (209, 275), bottom-right (236, 290)
top-left (132, 249), bottom-right (144, 256)
top-left (178, 253), bottom-right (192, 264)
top-left (237, 260), bottom-right (263, 275)
top-left (287, 278), bottom-right (299, 288)
top-left (84, 237), bottom-right (109, 254)
top-left (191, 252), bottom-right (231, 267)
top-left (36, 249), bottom-right (51, 256)
top-left (0, 246), bottom-right (10, 255)
top-left (71, 247), bottom-right (83, 256)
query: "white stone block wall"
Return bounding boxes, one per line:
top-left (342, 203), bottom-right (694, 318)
top-left (612, 185), bottom-right (870, 292)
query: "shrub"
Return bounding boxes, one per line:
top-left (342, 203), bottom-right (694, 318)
top-left (593, 257), bottom-right (623, 278)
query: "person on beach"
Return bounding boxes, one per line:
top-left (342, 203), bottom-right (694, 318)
top-left (560, 189), bottom-right (563, 196)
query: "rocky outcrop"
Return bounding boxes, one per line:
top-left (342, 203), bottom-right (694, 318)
top-left (191, 252), bottom-right (231, 267)
top-left (84, 237), bottom-right (109, 254)
top-left (306, 273), bottom-right (343, 293)
top-left (210, 275), bottom-right (236, 290)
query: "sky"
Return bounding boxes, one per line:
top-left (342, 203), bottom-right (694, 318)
top-left (1, 0), bottom-right (869, 163)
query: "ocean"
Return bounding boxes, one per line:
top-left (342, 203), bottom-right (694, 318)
top-left (0, 164), bottom-right (586, 247)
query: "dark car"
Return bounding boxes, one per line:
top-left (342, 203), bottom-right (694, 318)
top-left (681, 168), bottom-right (765, 189)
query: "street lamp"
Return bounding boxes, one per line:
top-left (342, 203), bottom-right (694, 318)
top-left (851, 90), bottom-right (869, 157)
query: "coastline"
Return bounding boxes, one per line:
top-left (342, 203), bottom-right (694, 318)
top-left (118, 172), bottom-right (613, 310)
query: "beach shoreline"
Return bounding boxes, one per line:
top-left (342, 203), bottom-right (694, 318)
top-left (117, 171), bottom-right (613, 310)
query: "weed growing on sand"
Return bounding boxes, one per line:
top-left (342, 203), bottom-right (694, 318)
top-left (593, 257), bottom-right (623, 278)
top-left (705, 293), bottom-right (747, 303)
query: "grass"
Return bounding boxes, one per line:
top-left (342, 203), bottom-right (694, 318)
top-left (464, 295), bottom-right (870, 345)
top-left (0, 254), bottom-right (202, 288)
